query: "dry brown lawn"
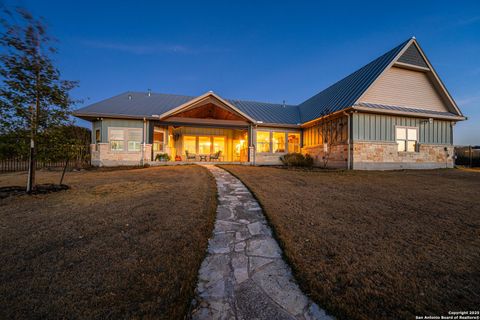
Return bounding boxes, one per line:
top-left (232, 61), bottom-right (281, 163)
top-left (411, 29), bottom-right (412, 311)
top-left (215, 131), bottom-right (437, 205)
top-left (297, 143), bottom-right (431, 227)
top-left (220, 165), bottom-right (480, 320)
top-left (0, 165), bottom-right (217, 320)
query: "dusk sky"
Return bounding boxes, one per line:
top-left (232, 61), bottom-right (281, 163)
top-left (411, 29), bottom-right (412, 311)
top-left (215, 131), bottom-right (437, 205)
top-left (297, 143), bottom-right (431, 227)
top-left (6, 0), bottom-right (480, 145)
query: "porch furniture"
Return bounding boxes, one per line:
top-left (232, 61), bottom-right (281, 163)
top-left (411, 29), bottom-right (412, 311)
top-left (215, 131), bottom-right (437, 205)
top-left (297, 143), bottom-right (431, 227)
top-left (185, 151), bottom-right (196, 161)
top-left (209, 151), bottom-right (222, 161)
top-left (199, 154), bottom-right (208, 161)
top-left (175, 155), bottom-right (182, 161)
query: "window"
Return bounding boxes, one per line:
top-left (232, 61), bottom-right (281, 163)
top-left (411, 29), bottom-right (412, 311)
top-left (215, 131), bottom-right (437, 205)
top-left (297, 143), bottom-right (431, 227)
top-left (396, 127), bottom-right (418, 152)
top-left (213, 137), bottom-right (225, 154)
top-left (198, 136), bottom-right (211, 154)
top-left (272, 132), bottom-right (286, 153)
top-left (95, 129), bottom-right (101, 143)
top-left (256, 131), bottom-right (271, 153)
top-left (127, 129), bottom-right (142, 152)
top-left (288, 133), bottom-right (300, 153)
top-left (110, 129), bottom-right (124, 151)
top-left (153, 129), bottom-right (165, 152)
top-left (184, 136), bottom-right (196, 154)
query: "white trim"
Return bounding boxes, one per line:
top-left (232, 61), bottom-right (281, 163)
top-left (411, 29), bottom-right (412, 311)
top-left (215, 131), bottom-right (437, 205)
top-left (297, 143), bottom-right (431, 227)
top-left (395, 125), bottom-right (418, 153)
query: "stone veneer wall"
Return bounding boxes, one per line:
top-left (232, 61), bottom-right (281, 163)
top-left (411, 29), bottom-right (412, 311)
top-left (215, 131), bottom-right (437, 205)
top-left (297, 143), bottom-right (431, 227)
top-left (90, 143), bottom-right (152, 167)
top-left (352, 141), bottom-right (453, 170)
top-left (254, 152), bottom-right (285, 165)
top-left (302, 143), bottom-right (349, 169)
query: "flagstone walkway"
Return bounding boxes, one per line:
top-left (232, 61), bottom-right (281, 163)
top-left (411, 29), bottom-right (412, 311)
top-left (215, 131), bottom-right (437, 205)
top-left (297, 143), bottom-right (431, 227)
top-left (190, 165), bottom-right (333, 320)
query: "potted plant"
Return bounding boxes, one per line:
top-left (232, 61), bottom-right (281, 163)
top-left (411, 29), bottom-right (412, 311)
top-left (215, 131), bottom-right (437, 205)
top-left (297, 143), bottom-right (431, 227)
top-left (155, 153), bottom-right (171, 162)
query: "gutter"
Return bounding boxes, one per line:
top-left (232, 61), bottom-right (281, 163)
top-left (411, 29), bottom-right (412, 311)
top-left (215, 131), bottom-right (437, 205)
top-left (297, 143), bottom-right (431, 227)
top-left (352, 106), bottom-right (466, 121)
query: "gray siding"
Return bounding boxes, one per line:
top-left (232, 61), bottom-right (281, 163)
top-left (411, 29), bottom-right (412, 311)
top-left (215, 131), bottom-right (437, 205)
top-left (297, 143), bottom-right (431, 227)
top-left (352, 113), bottom-right (452, 145)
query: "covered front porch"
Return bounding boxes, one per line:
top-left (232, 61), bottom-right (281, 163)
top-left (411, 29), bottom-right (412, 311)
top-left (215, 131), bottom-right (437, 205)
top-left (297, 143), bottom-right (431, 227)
top-left (150, 124), bottom-right (250, 163)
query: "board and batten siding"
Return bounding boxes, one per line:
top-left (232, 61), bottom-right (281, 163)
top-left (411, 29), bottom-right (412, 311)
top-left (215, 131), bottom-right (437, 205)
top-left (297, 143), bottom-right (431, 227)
top-left (360, 67), bottom-right (449, 113)
top-left (352, 113), bottom-right (453, 145)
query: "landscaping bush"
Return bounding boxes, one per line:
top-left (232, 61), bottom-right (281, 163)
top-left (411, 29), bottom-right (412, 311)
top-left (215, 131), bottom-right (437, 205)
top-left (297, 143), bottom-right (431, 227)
top-left (155, 153), bottom-right (170, 161)
top-left (279, 153), bottom-right (313, 167)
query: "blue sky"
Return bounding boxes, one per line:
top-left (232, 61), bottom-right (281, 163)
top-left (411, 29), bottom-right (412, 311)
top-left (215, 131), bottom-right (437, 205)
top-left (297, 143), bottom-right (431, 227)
top-left (6, 0), bottom-right (480, 144)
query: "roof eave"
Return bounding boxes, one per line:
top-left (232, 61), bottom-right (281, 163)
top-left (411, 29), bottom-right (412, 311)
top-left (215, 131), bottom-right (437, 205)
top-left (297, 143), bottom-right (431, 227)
top-left (72, 112), bottom-right (156, 121)
top-left (352, 106), bottom-right (466, 121)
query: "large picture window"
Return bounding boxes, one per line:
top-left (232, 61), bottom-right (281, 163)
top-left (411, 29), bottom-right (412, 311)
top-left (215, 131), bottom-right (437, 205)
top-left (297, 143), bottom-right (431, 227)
top-left (256, 131), bottom-right (271, 153)
top-left (127, 129), bottom-right (142, 151)
top-left (109, 129), bottom-right (124, 151)
top-left (198, 136), bottom-right (211, 154)
top-left (396, 127), bottom-right (418, 152)
top-left (272, 132), bottom-right (286, 153)
top-left (288, 133), bottom-right (301, 153)
top-left (213, 137), bottom-right (225, 154)
top-left (183, 136), bottom-right (196, 154)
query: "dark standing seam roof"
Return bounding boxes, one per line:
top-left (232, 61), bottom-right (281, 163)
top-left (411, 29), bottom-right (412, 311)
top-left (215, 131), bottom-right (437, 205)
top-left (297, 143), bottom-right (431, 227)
top-left (74, 38), bottom-right (462, 125)
top-left (297, 39), bottom-right (410, 123)
top-left (74, 92), bottom-right (302, 124)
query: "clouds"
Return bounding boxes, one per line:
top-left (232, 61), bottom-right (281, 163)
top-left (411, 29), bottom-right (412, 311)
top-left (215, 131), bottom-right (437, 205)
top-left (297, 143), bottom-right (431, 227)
top-left (80, 39), bottom-right (228, 55)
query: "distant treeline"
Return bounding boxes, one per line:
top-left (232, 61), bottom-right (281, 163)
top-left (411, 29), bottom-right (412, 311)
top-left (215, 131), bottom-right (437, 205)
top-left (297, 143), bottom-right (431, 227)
top-left (0, 125), bottom-right (90, 161)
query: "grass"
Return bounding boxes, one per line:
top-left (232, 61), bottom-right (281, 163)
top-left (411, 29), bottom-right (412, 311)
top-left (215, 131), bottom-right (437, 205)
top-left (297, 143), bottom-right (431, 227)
top-left (220, 165), bottom-right (480, 320)
top-left (0, 165), bottom-right (217, 319)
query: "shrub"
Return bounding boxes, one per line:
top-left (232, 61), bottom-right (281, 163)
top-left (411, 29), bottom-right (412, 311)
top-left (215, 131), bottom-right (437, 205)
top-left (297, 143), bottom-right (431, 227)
top-left (279, 153), bottom-right (313, 167)
top-left (155, 153), bottom-right (171, 162)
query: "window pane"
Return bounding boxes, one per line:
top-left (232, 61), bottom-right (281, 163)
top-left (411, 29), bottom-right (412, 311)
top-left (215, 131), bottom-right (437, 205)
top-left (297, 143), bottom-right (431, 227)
top-left (110, 129), bottom-right (124, 140)
top-left (95, 129), bottom-right (101, 143)
top-left (127, 129), bottom-right (142, 141)
top-left (128, 141), bottom-right (141, 151)
top-left (184, 136), bottom-right (196, 154)
top-left (288, 133), bottom-right (300, 153)
top-left (407, 140), bottom-right (416, 152)
top-left (272, 132), bottom-right (286, 153)
top-left (256, 131), bottom-right (270, 153)
top-left (407, 128), bottom-right (417, 141)
top-left (110, 140), bottom-right (124, 151)
top-left (198, 136), bottom-right (211, 154)
top-left (396, 127), bottom-right (406, 140)
top-left (397, 140), bottom-right (406, 152)
top-left (213, 137), bottom-right (225, 154)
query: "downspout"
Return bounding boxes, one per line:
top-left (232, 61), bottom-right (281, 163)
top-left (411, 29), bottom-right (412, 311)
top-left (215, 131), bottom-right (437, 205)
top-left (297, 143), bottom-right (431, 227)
top-left (142, 117), bottom-right (146, 166)
top-left (344, 111), bottom-right (351, 170)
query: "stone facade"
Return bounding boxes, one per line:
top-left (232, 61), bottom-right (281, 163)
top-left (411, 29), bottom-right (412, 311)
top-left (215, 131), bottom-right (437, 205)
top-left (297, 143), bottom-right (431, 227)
top-left (254, 152), bottom-right (284, 165)
top-left (352, 141), bottom-right (454, 170)
top-left (302, 143), bottom-right (349, 169)
top-left (90, 143), bottom-right (152, 166)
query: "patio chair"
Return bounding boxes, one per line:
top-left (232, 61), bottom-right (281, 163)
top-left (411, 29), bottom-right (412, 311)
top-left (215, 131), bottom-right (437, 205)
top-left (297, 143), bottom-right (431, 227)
top-left (209, 151), bottom-right (222, 161)
top-left (185, 150), bottom-right (196, 161)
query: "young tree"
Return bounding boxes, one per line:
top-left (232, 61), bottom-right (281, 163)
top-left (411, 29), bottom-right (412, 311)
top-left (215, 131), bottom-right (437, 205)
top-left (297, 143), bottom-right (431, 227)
top-left (0, 8), bottom-right (78, 192)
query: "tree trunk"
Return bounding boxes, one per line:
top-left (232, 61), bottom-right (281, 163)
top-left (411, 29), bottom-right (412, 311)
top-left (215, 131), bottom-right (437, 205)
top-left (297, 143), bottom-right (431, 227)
top-left (26, 105), bottom-right (36, 193)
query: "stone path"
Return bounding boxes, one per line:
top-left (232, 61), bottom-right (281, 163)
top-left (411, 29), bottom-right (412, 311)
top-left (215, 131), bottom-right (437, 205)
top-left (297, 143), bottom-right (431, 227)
top-left (190, 165), bottom-right (333, 320)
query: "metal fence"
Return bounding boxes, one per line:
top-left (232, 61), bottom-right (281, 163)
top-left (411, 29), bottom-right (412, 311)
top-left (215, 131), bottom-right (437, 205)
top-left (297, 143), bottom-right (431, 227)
top-left (455, 146), bottom-right (480, 167)
top-left (0, 147), bottom-right (90, 173)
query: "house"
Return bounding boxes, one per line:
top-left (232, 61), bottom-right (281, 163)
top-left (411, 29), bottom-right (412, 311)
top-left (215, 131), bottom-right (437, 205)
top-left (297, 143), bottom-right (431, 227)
top-left (74, 37), bottom-right (465, 169)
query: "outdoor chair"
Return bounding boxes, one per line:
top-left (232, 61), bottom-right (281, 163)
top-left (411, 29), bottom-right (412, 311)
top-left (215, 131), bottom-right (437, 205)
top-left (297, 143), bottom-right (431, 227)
top-left (209, 151), bottom-right (222, 161)
top-left (185, 150), bottom-right (196, 161)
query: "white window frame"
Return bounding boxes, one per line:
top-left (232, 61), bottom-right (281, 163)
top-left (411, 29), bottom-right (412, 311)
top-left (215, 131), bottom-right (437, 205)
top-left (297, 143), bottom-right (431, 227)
top-left (396, 126), bottom-right (418, 152)
top-left (108, 127), bottom-right (143, 152)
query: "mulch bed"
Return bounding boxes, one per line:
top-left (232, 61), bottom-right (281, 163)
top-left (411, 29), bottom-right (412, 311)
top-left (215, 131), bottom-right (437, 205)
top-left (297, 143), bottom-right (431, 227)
top-left (220, 165), bottom-right (480, 320)
top-left (0, 184), bottom-right (69, 199)
top-left (0, 165), bottom-right (217, 319)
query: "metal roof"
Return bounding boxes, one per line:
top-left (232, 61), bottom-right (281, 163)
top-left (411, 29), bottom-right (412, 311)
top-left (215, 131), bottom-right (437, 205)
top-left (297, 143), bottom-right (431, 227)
top-left (74, 38), bottom-right (462, 125)
top-left (74, 92), bottom-right (301, 124)
top-left (297, 39), bottom-right (410, 123)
